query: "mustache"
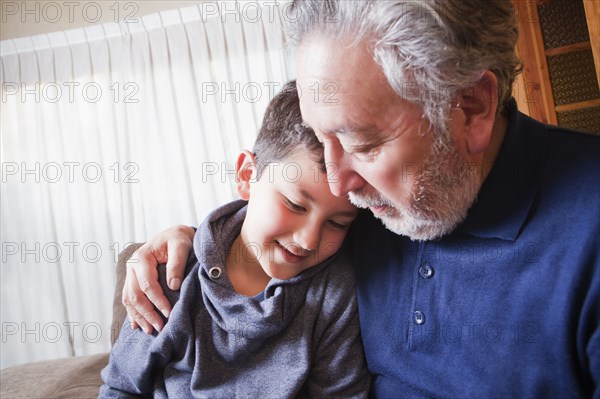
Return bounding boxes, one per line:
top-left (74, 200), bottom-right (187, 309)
top-left (348, 191), bottom-right (394, 209)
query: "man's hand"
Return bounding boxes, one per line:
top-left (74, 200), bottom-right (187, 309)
top-left (122, 225), bottom-right (195, 334)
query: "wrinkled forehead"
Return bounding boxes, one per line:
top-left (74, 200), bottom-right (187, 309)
top-left (296, 36), bottom-right (407, 138)
top-left (295, 34), bottom-right (388, 93)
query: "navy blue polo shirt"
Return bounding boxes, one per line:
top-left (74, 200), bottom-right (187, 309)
top-left (352, 101), bottom-right (600, 398)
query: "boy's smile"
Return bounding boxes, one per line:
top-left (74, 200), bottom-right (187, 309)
top-left (275, 241), bottom-right (308, 263)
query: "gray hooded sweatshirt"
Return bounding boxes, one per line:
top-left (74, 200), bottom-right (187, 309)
top-left (100, 200), bottom-right (370, 398)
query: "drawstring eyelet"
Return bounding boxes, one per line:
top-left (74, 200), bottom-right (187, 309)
top-left (208, 267), bottom-right (222, 280)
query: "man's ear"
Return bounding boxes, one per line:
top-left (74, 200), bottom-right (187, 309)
top-left (456, 70), bottom-right (499, 155)
top-left (235, 150), bottom-right (256, 201)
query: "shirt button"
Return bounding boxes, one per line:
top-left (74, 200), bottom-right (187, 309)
top-left (414, 310), bottom-right (425, 325)
top-left (419, 264), bottom-right (434, 279)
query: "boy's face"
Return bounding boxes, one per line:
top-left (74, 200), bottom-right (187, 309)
top-left (236, 151), bottom-right (358, 280)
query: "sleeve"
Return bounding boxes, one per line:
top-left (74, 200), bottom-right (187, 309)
top-left (590, 325), bottom-right (600, 399)
top-left (99, 319), bottom-right (175, 398)
top-left (99, 254), bottom-right (199, 398)
top-left (99, 260), bottom-right (195, 398)
top-left (580, 244), bottom-right (600, 399)
top-left (585, 270), bottom-right (600, 399)
top-left (302, 255), bottom-right (371, 398)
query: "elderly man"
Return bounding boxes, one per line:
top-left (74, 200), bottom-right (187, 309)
top-left (122, 1), bottom-right (599, 397)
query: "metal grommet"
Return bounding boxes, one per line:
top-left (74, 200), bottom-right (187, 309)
top-left (208, 267), bottom-right (222, 280)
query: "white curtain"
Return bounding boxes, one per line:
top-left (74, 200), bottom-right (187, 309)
top-left (1, 2), bottom-right (295, 369)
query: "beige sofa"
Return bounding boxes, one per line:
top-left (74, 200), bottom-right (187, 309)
top-left (0, 244), bottom-right (141, 398)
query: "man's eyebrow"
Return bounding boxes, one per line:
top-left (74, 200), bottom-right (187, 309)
top-left (333, 124), bottom-right (378, 135)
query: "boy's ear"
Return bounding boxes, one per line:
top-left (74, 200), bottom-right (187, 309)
top-left (235, 150), bottom-right (256, 201)
top-left (456, 70), bottom-right (499, 155)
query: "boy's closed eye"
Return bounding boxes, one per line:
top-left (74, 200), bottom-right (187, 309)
top-left (328, 220), bottom-right (349, 230)
top-left (284, 197), bottom-right (306, 213)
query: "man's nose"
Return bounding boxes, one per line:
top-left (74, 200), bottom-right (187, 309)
top-left (323, 141), bottom-right (366, 196)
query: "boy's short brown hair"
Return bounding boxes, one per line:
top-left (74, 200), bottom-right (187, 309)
top-left (252, 80), bottom-right (325, 179)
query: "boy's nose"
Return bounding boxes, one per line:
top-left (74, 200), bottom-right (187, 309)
top-left (294, 222), bottom-right (320, 252)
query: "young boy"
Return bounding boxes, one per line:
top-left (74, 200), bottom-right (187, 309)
top-left (100, 81), bottom-right (370, 398)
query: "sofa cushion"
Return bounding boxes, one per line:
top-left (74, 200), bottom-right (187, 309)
top-left (0, 353), bottom-right (109, 398)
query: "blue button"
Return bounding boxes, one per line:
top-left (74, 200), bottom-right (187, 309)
top-left (414, 310), bottom-right (425, 325)
top-left (419, 264), bottom-right (434, 279)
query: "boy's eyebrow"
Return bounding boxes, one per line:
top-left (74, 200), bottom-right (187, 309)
top-left (298, 189), bottom-right (356, 217)
top-left (335, 211), bottom-right (359, 218)
top-left (300, 189), bottom-right (315, 202)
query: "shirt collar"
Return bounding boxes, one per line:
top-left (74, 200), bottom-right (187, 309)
top-left (457, 99), bottom-right (547, 241)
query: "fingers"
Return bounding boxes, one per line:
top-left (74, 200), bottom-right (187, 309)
top-left (122, 247), bottom-right (169, 334)
top-left (122, 265), bottom-right (162, 334)
top-left (166, 228), bottom-right (194, 290)
top-left (134, 248), bottom-right (173, 317)
top-left (119, 225), bottom-right (195, 335)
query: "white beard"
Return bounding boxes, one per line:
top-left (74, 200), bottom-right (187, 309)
top-left (349, 135), bottom-right (481, 241)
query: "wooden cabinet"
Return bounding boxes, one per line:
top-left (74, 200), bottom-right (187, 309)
top-left (513, 0), bottom-right (600, 134)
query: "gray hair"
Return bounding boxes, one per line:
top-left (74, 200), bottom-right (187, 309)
top-left (285, 0), bottom-right (522, 136)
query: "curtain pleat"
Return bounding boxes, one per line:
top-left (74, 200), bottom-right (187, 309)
top-left (1, 2), bottom-right (294, 369)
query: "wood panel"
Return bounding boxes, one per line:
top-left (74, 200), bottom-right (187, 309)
top-left (583, 0), bottom-right (600, 88)
top-left (513, 0), bottom-right (558, 124)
